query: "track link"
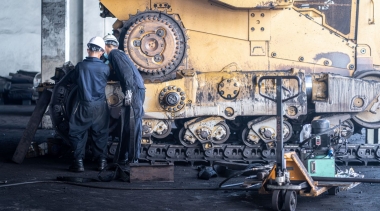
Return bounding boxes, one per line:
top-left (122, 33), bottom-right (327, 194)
top-left (139, 143), bottom-right (380, 166)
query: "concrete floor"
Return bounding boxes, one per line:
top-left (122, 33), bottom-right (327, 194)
top-left (0, 105), bottom-right (379, 211)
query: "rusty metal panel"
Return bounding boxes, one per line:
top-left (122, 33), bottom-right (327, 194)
top-left (130, 162), bottom-right (174, 182)
top-left (210, 0), bottom-right (293, 8)
top-left (249, 10), bottom-right (271, 41)
top-left (100, 0), bottom-right (150, 20)
top-left (294, 0), bottom-right (357, 38)
top-left (142, 70), bottom-right (307, 120)
top-left (315, 74), bottom-right (380, 115)
top-left (165, 0), bottom-right (249, 40)
top-left (250, 41), bottom-right (267, 56)
top-left (357, 0), bottom-right (380, 66)
top-left (186, 31), bottom-right (268, 72)
top-left (269, 8), bottom-right (356, 70)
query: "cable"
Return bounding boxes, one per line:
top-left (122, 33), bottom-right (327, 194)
top-left (218, 169), bottom-right (257, 188)
top-left (0, 180), bottom-right (259, 191)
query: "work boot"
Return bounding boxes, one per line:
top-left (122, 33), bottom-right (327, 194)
top-left (69, 159), bottom-right (84, 172)
top-left (130, 159), bottom-right (139, 164)
top-left (98, 158), bottom-right (107, 171)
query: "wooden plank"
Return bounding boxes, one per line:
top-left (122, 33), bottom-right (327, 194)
top-left (12, 89), bottom-right (52, 164)
top-left (130, 162), bottom-right (174, 182)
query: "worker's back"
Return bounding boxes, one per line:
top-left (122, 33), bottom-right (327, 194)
top-left (72, 57), bottom-right (110, 103)
top-left (108, 49), bottom-right (145, 92)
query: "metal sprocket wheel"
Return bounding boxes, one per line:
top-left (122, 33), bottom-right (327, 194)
top-left (353, 71), bottom-right (380, 128)
top-left (339, 119), bottom-right (354, 139)
top-left (178, 127), bottom-right (198, 147)
top-left (283, 120), bottom-right (293, 143)
top-left (151, 120), bottom-right (172, 139)
top-left (212, 122), bottom-right (231, 144)
top-left (122, 11), bottom-right (187, 81)
top-left (241, 127), bottom-right (261, 147)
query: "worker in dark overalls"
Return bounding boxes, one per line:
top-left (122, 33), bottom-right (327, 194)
top-left (103, 34), bottom-right (145, 164)
top-left (68, 37), bottom-right (110, 172)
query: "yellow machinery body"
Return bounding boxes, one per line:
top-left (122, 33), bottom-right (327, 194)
top-left (98, 0), bottom-right (380, 127)
top-left (49, 0), bottom-right (380, 163)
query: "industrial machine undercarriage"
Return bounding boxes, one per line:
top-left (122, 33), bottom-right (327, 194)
top-left (49, 0), bottom-right (380, 166)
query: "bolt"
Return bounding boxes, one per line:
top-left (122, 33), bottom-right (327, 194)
top-left (271, 52), bottom-right (277, 57)
top-left (349, 64), bottom-right (355, 70)
top-left (261, 27), bottom-right (265, 31)
top-left (233, 90), bottom-right (238, 94)
top-left (234, 83), bottom-right (237, 87)
top-left (251, 13), bottom-right (255, 17)
top-left (220, 91), bottom-right (224, 95)
top-left (324, 60), bottom-right (330, 66)
top-left (156, 29), bottom-right (165, 37)
top-left (261, 13), bottom-right (265, 17)
top-left (251, 27), bottom-right (255, 31)
top-left (154, 54), bottom-right (162, 62)
top-left (219, 83), bottom-right (224, 87)
top-left (299, 56), bottom-right (304, 62)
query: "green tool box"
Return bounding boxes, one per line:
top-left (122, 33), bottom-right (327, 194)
top-left (307, 158), bottom-right (335, 177)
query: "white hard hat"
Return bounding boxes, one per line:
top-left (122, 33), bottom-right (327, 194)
top-left (103, 34), bottom-right (119, 47)
top-left (87, 36), bottom-right (105, 51)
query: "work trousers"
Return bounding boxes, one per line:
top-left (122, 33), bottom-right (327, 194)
top-left (119, 88), bottom-right (145, 162)
top-left (69, 100), bottom-right (110, 160)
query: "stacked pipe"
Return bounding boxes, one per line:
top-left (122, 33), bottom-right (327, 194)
top-left (0, 70), bottom-right (39, 104)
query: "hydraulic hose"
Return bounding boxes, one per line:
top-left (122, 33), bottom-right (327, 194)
top-left (0, 180), bottom-right (260, 191)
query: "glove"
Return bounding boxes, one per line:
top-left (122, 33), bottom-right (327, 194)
top-left (124, 90), bottom-right (132, 106)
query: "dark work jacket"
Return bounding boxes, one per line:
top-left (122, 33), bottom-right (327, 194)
top-left (108, 49), bottom-right (145, 93)
top-left (71, 57), bottom-right (110, 102)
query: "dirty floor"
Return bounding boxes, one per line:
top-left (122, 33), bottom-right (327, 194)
top-left (0, 105), bottom-right (379, 211)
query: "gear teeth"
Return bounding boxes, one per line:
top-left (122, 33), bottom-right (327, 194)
top-left (122, 10), bottom-right (188, 82)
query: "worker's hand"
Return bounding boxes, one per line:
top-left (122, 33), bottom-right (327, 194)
top-left (124, 90), bottom-right (132, 106)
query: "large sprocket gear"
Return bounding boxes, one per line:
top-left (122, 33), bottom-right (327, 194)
top-left (121, 10), bottom-right (188, 82)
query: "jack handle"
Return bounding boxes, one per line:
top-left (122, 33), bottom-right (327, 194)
top-left (258, 75), bottom-right (302, 103)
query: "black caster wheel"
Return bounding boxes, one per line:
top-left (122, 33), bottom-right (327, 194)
top-left (328, 186), bottom-right (340, 195)
top-left (271, 190), bottom-right (284, 211)
top-left (284, 190), bottom-right (297, 211)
